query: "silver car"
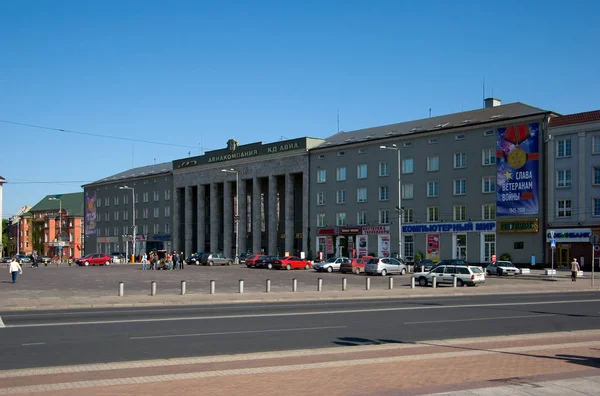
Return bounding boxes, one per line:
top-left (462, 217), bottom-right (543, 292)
top-left (313, 257), bottom-right (350, 273)
top-left (486, 261), bottom-right (520, 276)
top-left (201, 253), bottom-right (234, 266)
top-left (414, 264), bottom-right (486, 287)
top-left (364, 257), bottom-right (407, 276)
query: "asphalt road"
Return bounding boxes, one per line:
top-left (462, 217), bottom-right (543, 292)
top-left (1, 291), bottom-right (599, 370)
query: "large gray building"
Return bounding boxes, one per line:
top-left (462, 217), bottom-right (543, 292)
top-left (172, 137), bottom-right (324, 258)
top-left (546, 110), bottom-right (600, 269)
top-left (310, 99), bottom-right (554, 265)
top-left (83, 162), bottom-right (174, 257)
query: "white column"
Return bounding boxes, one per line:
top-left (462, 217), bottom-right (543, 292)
top-left (184, 186), bottom-right (193, 256)
top-left (285, 173), bottom-right (295, 255)
top-left (268, 175), bottom-right (278, 256)
top-left (238, 179), bottom-right (247, 255)
top-left (252, 177), bottom-right (262, 253)
top-left (197, 184), bottom-right (205, 253)
top-left (223, 180), bottom-right (233, 258)
top-left (210, 183), bottom-right (220, 253)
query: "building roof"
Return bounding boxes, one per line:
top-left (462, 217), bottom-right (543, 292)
top-left (84, 161), bottom-right (173, 187)
top-left (317, 102), bottom-right (549, 149)
top-left (28, 192), bottom-right (84, 217)
top-left (548, 109), bottom-right (600, 128)
top-left (0, 175), bottom-right (5, 183)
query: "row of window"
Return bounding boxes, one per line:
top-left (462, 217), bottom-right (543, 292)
top-left (97, 190), bottom-right (172, 208)
top-left (96, 207), bottom-right (172, 222)
top-left (44, 219), bottom-right (83, 228)
top-left (556, 168), bottom-right (600, 188)
top-left (97, 223), bottom-right (170, 237)
top-left (556, 199), bottom-right (600, 218)
top-left (316, 204), bottom-right (497, 227)
top-left (44, 232), bottom-right (76, 243)
top-left (556, 136), bottom-right (600, 158)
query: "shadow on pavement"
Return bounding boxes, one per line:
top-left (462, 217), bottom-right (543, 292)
top-left (333, 337), bottom-right (408, 347)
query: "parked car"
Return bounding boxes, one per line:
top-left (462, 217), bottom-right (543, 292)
top-left (414, 264), bottom-right (486, 287)
top-left (364, 257), bottom-right (408, 276)
top-left (2, 257), bottom-right (12, 263)
top-left (255, 256), bottom-right (278, 269)
top-left (272, 256), bottom-right (313, 270)
top-left (16, 254), bottom-right (32, 264)
top-left (200, 253), bottom-right (234, 266)
top-left (110, 252), bottom-right (126, 263)
top-left (313, 257), bottom-right (350, 273)
top-left (245, 255), bottom-right (267, 268)
top-left (38, 255), bottom-right (52, 264)
top-left (76, 253), bottom-right (112, 266)
top-left (414, 259), bottom-right (435, 272)
top-left (486, 261), bottom-right (520, 276)
top-left (239, 253), bottom-right (251, 264)
top-left (340, 256), bottom-right (373, 274)
top-left (185, 253), bottom-right (205, 265)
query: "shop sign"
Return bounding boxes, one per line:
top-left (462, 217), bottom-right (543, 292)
top-left (402, 221), bottom-right (495, 234)
top-left (317, 228), bottom-right (338, 235)
top-left (546, 228), bottom-right (592, 243)
top-left (362, 226), bottom-right (390, 235)
top-left (340, 227), bottom-right (361, 234)
top-left (498, 219), bottom-right (539, 233)
top-left (150, 234), bottom-right (172, 241)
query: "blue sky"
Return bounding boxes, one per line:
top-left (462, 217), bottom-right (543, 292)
top-left (1, 0), bottom-right (599, 219)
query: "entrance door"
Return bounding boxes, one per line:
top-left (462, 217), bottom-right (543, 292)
top-left (558, 247), bottom-right (570, 267)
top-left (455, 234), bottom-right (467, 260)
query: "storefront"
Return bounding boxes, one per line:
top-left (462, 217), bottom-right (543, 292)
top-left (315, 226), bottom-right (392, 259)
top-left (496, 219), bottom-right (541, 265)
top-left (401, 221), bottom-right (496, 264)
top-left (546, 228), bottom-right (596, 269)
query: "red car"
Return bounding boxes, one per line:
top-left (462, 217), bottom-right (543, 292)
top-left (76, 253), bottom-right (112, 266)
top-left (340, 256), bottom-right (374, 274)
top-left (245, 255), bottom-right (267, 268)
top-left (272, 256), bottom-right (312, 270)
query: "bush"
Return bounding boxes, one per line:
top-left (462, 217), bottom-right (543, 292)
top-left (415, 251), bottom-right (424, 261)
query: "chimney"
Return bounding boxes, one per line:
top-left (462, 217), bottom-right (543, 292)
top-left (484, 97), bottom-right (502, 108)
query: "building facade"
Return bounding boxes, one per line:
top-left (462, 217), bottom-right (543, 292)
top-left (7, 205), bottom-right (32, 256)
top-left (546, 110), bottom-right (600, 270)
top-left (83, 163), bottom-right (174, 256)
top-left (172, 137), bottom-right (324, 258)
top-left (310, 100), bottom-right (554, 265)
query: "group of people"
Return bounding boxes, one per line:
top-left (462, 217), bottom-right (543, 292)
top-left (140, 251), bottom-right (185, 271)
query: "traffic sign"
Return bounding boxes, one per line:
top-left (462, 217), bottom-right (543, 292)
top-left (550, 239), bottom-right (556, 249)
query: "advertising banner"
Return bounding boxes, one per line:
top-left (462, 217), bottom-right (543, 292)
top-left (497, 123), bottom-right (540, 216)
top-left (85, 191), bottom-right (97, 235)
top-left (426, 234), bottom-right (440, 261)
top-left (378, 234), bottom-right (390, 258)
top-left (326, 236), bottom-right (333, 254)
top-left (356, 235), bottom-right (368, 257)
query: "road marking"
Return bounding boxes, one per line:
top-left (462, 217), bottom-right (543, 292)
top-left (404, 314), bottom-right (556, 325)
top-left (5, 298), bottom-right (600, 328)
top-left (130, 325), bottom-right (346, 340)
top-left (0, 316), bottom-right (4, 328)
top-left (21, 343), bottom-right (45, 346)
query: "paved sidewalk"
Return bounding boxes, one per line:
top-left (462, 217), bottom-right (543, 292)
top-left (0, 329), bottom-right (598, 395)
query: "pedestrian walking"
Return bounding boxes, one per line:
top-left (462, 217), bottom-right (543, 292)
top-left (180, 252), bottom-right (185, 270)
top-left (167, 253), bottom-right (173, 270)
top-left (173, 251), bottom-right (179, 270)
top-left (9, 257), bottom-right (23, 283)
top-left (141, 252), bottom-right (148, 270)
top-left (32, 250), bottom-right (39, 268)
top-left (571, 258), bottom-right (581, 281)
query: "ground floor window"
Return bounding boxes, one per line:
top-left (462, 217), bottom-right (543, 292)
top-left (483, 233), bottom-right (496, 262)
top-left (454, 233), bottom-right (467, 260)
top-left (317, 237), bottom-right (327, 257)
top-left (404, 235), bottom-right (414, 261)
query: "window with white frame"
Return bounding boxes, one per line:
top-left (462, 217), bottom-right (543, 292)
top-left (165, 206), bottom-right (171, 217)
top-left (97, 199), bottom-right (102, 208)
top-left (482, 149), bottom-right (496, 166)
top-left (143, 192), bottom-right (149, 202)
top-left (154, 191), bottom-right (160, 201)
top-left (594, 199), bottom-right (600, 217)
top-left (594, 167), bottom-right (600, 185)
top-left (123, 226), bottom-right (128, 235)
top-left (142, 225), bottom-right (148, 235)
top-left (44, 233), bottom-right (48, 243)
top-left (482, 203), bottom-right (496, 220)
top-left (114, 196), bottom-right (119, 205)
top-left (123, 194), bottom-right (129, 204)
top-left (594, 136), bottom-right (600, 154)
top-left (379, 162), bottom-right (389, 176)
top-left (336, 167), bottom-right (346, 181)
top-left (153, 224), bottom-right (160, 234)
top-left (143, 208), bottom-right (149, 219)
top-left (135, 193), bottom-right (139, 204)
top-left (454, 179), bottom-right (467, 195)
top-left (105, 227), bottom-right (109, 236)
top-left (114, 211), bottom-right (119, 221)
top-left (317, 192), bottom-right (326, 205)
top-left (357, 187), bottom-right (367, 203)
top-left (378, 209), bottom-right (390, 224)
top-left (557, 200), bottom-right (572, 217)
top-left (105, 212), bottom-right (109, 221)
top-left (454, 152), bottom-right (467, 168)
top-left (427, 181), bottom-right (439, 197)
top-left (104, 197), bottom-right (110, 206)
top-left (317, 213), bottom-right (326, 227)
top-left (113, 226), bottom-right (119, 236)
top-left (97, 229), bottom-right (102, 237)
top-left (403, 208), bottom-right (414, 223)
top-left (427, 156), bottom-right (439, 172)
top-left (402, 158), bottom-right (413, 174)
top-left (557, 169), bottom-right (572, 188)
top-left (336, 212), bottom-right (347, 226)
top-left (357, 211), bottom-right (367, 225)
top-left (404, 235), bottom-right (414, 259)
top-left (336, 189), bottom-right (346, 204)
top-left (123, 211), bottom-right (129, 221)
top-left (482, 176), bottom-right (496, 193)
top-left (153, 208), bottom-right (159, 218)
top-left (165, 189), bottom-right (171, 200)
top-left (402, 183), bottom-right (414, 199)
top-left (379, 186), bottom-right (389, 201)
top-left (317, 169), bottom-right (326, 183)
top-left (454, 205), bottom-right (466, 221)
top-left (427, 206), bottom-right (439, 222)
top-left (357, 164), bottom-right (368, 179)
top-left (165, 223), bottom-right (170, 233)
top-left (557, 139), bottom-right (572, 157)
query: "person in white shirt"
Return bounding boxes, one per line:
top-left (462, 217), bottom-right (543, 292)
top-left (9, 257), bottom-right (23, 284)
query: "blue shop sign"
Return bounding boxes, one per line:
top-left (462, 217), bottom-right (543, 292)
top-left (546, 228), bottom-right (592, 243)
top-left (150, 234), bottom-right (172, 241)
top-left (402, 221), bottom-right (496, 234)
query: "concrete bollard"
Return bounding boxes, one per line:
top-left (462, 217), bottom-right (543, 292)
top-left (410, 277), bottom-right (415, 289)
top-left (181, 280), bottom-right (187, 295)
top-left (452, 275), bottom-right (457, 288)
top-left (292, 278), bottom-right (298, 292)
top-left (317, 278), bottom-right (323, 292)
top-left (210, 280), bottom-right (215, 294)
top-left (118, 281), bottom-right (124, 297)
top-left (342, 278), bottom-right (347, 291)
top-left (266, 279), bottom-right (271, 293)
top-left (239, 279), bottom-right (244, 294)
top-left (390, 277), bottom-right (395, 290)
top-left (432, 276), bottom-right (437, 289)
top-left (151, 281), bottom-right (157, 296)
top-left (366, 277), bottom-right (371, 291)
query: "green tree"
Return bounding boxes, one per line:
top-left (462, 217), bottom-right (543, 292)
top-left (2, 219), bottom-right (8, 255)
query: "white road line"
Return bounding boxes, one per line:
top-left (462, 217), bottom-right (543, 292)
top-left (5, 298), bottom-right (600, 328)
top-left (405, 314), bottom-right (556, 325)
top-left (21, 343), bottom-right (45, 346)
top-left (130, 325), bottom-right (346, 340)
top-left (0, 316), bottom-right (4, 329)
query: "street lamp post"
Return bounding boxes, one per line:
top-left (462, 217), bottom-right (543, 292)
top-left (380, 145), bottom-right (403, 259)
top-left (49, 197), bottom-right (62, 263)
top-left (222, 168), bottom-right (240, 264)
top-left (119, 186), bottom-right (136, 263)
